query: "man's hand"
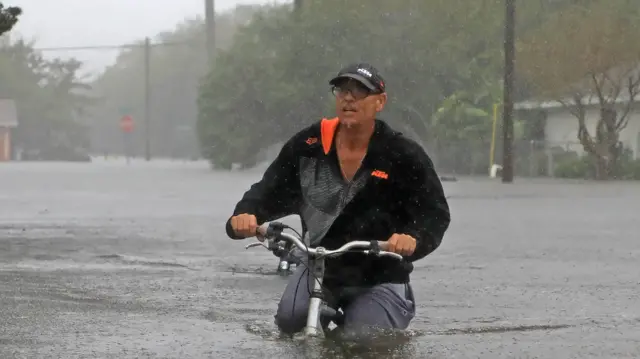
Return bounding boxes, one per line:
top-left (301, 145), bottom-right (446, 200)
top-left (386, 233), bottom-right (417, 256)
top-left (230, 213), bottom-right (258, 239)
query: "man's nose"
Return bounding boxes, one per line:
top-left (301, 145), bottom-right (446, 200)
top-left (342, 90), bottom-right (356, 101)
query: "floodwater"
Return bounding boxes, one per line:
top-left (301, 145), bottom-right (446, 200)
top-left (1, 159), bottom-right (638, 358)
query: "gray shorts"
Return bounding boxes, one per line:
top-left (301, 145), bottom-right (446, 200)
top-left (274, 263), bottom-right (416, 335)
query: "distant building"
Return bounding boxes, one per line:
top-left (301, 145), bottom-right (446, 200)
top-left (516, 64), bottom-right (640, 159)
top-left (515, 96), bottom-right (640, 159)
top-left (0, 99), bottom-right (18, 161)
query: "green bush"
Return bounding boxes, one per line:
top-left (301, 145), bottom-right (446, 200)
top-left (554, 147), bottom-right (640, 180)
top-left (616, 157), bottom-right (640, 180)
top-left (554, 155), bottom-right (594, 179)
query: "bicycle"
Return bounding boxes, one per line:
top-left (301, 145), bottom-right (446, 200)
top-left (245, 221), bottom-right (404, 337)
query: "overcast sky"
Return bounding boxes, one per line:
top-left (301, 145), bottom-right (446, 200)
top-left (8, 0), bottom-right (286, 76)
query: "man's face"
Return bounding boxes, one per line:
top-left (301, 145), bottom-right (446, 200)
top-left (333, 79), bottom-right (387, 128)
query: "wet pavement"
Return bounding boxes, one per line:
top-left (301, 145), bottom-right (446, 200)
top-left (0, 159), bottom-right (638, 358)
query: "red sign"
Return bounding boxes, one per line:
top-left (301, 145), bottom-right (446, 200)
top-left (120, 115), bottom-right (134, 133)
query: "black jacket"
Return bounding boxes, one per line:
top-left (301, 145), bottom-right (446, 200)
top-left (226, 118), bottom-right (450, 286)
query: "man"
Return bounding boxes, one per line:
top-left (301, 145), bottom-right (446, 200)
top-left (226, 63), bottom-right (450, 336)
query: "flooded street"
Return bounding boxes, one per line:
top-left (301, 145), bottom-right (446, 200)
top-left (1, 160), bottom-right (638, 358)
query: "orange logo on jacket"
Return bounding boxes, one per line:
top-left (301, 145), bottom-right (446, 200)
top-left (371, 170), bottom-right (388, 179)
top-left (306, 137), bottom-right (318, 145)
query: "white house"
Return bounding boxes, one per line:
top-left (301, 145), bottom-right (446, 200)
top-left (515, 97), bottom-right (640, 159)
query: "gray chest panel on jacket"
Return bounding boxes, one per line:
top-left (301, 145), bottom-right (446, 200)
top-left (298, 156), bottom-right (368, 245)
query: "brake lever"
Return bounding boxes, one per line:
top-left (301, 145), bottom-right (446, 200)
top-left (245, 242), bottom-right (268, 250)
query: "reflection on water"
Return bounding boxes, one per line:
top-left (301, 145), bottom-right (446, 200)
top-left (245, 321), bottom-right (423, 359)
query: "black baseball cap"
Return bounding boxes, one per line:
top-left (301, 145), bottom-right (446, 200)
top-left (329, 63), bottom-right (386, 93)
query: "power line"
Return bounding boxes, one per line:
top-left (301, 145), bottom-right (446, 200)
top-left (31, 40), bottom-right (196, 52)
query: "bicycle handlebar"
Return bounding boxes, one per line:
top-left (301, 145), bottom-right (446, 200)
top-left (246, 221), bottom-right (404, 261)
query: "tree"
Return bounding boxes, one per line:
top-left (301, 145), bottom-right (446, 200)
top-left (517, 1), bottom-right (640, 180)
top-left (0, 39), bottom-right (92, 160)
top-left (197, 0), bottom-right (511, 168)
top-left (197, 5), bottom-right (297, 169)
top-left (0, 2), bottom-right (20, 36)
top-left (196, 0), bottom-right (607, 170)
top-left (90, 5), bottom-right (265, 159)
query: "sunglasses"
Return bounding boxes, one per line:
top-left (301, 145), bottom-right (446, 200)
top-left (331, 82), bottom-right (381, 100)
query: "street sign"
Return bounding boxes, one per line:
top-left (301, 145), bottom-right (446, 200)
top-left (120, 115), bottom-right (134, 133)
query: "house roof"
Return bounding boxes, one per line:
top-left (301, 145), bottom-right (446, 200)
top-left (515, 94), bottom-right (640, 111)
top-left (0, 99), bottom-right (18, 127)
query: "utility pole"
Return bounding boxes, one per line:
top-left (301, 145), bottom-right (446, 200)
top-left (144, 37), bottom-right (151, 161)
top-left (205, 0), bottom-right (215, 62)
top-left (293, 0), bottom-right (303, 15)
top-left (501, 0), bottom-right (515, 183)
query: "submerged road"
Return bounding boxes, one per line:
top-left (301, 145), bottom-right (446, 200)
top-left (0, 159), bottom-right (638, 358)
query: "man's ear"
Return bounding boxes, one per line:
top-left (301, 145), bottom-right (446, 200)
top-left (376, 93), bottom-right (387, 112)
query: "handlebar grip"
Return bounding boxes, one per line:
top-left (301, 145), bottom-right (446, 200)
top-left (255, 221), bottom-right (286, 239)
top-left (254, 223), bottom-right (270, 242)
top-left (255, 223), bottom-right (268, 236)
top-left (376, 240), bottom-right (390, 251)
